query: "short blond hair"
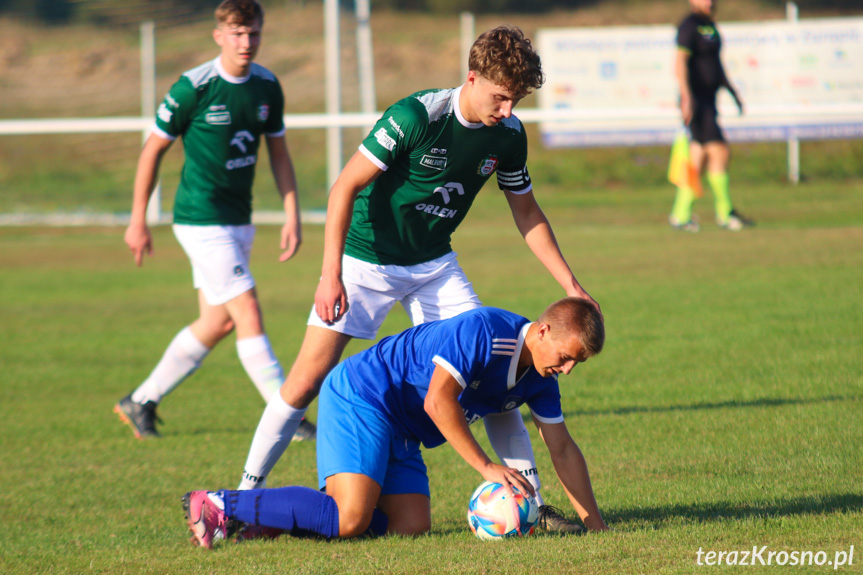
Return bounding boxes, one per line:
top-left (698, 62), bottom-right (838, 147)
top-left (468, 26), bottom-right (545, 97)
top-left (215, 0), bottom-right (263, 27)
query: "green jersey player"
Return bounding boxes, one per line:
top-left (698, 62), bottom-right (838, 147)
top-left (115, 0), bottom-right (302, 439)
top-left (237, 26), bottom-right (599, 534)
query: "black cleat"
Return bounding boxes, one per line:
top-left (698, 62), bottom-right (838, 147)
top-left (537, 505), bottom-right (586, 535)
top-left (114, 394), bottom-right (162, 438)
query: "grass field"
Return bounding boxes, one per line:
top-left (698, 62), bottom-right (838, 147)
top-left (1, 175), bottom-right (861, 573)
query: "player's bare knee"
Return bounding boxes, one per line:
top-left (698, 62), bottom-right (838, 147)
top-left (389, 517), bottom-right (431, 536)
top-left (337, 511), bottom-right (373, 538)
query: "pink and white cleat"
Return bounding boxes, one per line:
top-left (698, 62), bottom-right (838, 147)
top-left (182, 491), bottom-right (232, 549)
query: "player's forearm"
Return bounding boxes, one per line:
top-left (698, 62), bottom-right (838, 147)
top-left (320, 186), bottom-right (355, 280)
top-left (551, 443), bottom-right (608, 531)
top-left (268, 137), bottom-right (300, 208)
top-left (425, 394), bottom-right (492, 474)
top-left (129, 152), bottom-right (162, 226)
top-left (522, 219), bottom-right (585, 297)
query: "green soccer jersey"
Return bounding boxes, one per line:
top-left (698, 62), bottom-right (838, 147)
top-left (345, 86), bottom-right (532, 266)
top-left (154, 57), bottom-right (286, 225)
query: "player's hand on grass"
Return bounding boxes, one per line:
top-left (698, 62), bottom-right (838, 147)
top-left (314, 275), bottom-right (348, 324)
top-left (480, 462), bottom-right (535, 499)
top-left (279, 220), bottom-right (302, 262)
top-left (124, 223), bottom-right (153, 267)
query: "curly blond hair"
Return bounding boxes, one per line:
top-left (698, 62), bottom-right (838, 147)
top-left (468, 26), bottom-right (545, 97)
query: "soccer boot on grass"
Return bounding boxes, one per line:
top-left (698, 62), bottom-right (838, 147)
top-left (717, 209), bottom-right (755, 231)
top-left (182, 491), bottom-right (236, 549)
top-left (668, 215), bottom-right (700, 233)
top-left (114, 395), bottom-right (162, 439)
top-left (234, 522), bottom-right (285, 543)
top-left (292, 418), bottom-right (317, 442)
top-left (537, 505), bottom-right (586, 535)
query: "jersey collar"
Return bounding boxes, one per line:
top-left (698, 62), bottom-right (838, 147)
top-left (215, 56), bottom-right (251, 84)
top-left (453, 85), bottom-right (485, 130)
top-left (506, 322), bottom-right (534, 390)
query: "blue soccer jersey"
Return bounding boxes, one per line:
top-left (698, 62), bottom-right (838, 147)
top-left (343, 307), bottom-right (564, 448)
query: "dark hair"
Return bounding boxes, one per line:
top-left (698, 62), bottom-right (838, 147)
top-left (538, 297), bottom-right (605, 357)
top-left (215, 0), bottom-right (263, 27)
top-left (468, 26), bottom-right (545, 97)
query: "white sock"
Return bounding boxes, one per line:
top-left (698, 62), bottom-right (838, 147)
top-left (236, 335), bottom-right (285, 402)
top-left (483, 409), bottom-right (545, 507)
top-left (237, 392), bottom-right (306, 490)
top-left (131, 327), bottom-right (210, 404)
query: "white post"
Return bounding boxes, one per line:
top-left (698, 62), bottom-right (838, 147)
top-left (141, 21), bottom-right (162, 223)
top-left (460, 12), bottom-right (475, 83)
top-left (325, 0), bottom-right (343, 190)
top-left (356, 0), bottom-right (376, 129)
top-left (786, 2), bottom-right (800, 184)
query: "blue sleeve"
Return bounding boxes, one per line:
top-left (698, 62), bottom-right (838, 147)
top-left (526, 379), bottom-right (564, 424)
top-left (429, 314), bottom-right (491, 389)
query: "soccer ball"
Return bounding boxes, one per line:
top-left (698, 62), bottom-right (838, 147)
top-left (467, 480), bottom-right (538, 540)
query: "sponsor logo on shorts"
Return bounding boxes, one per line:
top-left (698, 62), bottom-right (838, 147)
top-left (234, 265), bottom-right (244, 277)
top-left (374, 128), bottom-right (396, 151)
top-left (420, 155), bottom-right (447, 171)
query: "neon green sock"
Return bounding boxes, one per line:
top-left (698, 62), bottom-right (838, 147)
top-left (671, 186), bottom-right (694, 223)
top-left (707, 171), bottom-right (732, 221)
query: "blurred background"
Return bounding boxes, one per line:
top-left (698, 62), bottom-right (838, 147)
top-left (1, 0), bottom-right (861, 221)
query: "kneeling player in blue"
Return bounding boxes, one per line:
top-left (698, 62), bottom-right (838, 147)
top-left (183, 297), bottom-right (608, 546)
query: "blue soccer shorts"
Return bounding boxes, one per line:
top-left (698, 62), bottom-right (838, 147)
top-left (317, 363), bottom-right (430, 497)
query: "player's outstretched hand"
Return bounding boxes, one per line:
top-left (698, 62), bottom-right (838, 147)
top-left (480, 463), bottom-right (536, 499)
top-left (124, 223), bottom-right (153, 267)
top-left (279, 220), bottom-right (302, 262)
top-left (314, 275), bottom-right (349, 325)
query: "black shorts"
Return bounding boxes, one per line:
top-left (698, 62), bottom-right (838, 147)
top-left (689, 102), bottom-right (725, 144)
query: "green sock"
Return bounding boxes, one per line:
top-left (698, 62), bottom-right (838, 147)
top-left (707, 171), bottom-right (732, 222)
top-left (671, 186), bottom-right (694, 223)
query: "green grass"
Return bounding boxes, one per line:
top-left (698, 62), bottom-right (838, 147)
top-left (1, 176), bottom-right (861, 573)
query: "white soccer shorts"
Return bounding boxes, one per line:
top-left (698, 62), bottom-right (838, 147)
top-left (173, 224), bottom-right (256, 306)
top-left (307, 252), bottom-right (482, 339)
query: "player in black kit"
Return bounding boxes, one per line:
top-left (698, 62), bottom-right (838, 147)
top-left (669, 0), bottom-right (754, 232)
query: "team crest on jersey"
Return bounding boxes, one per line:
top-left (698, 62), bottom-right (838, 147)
top-left (697, 25), bottom-right (717, 40)
top-left (501, 396), bottom-right (522, 411)
top-left (477, 155), bottom-right (499, 176)
top-left (257, 104), bottom-right (270, 122)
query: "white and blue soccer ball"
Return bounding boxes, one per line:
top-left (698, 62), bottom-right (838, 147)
top-left (467, 480), bottom-right (538, 540)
